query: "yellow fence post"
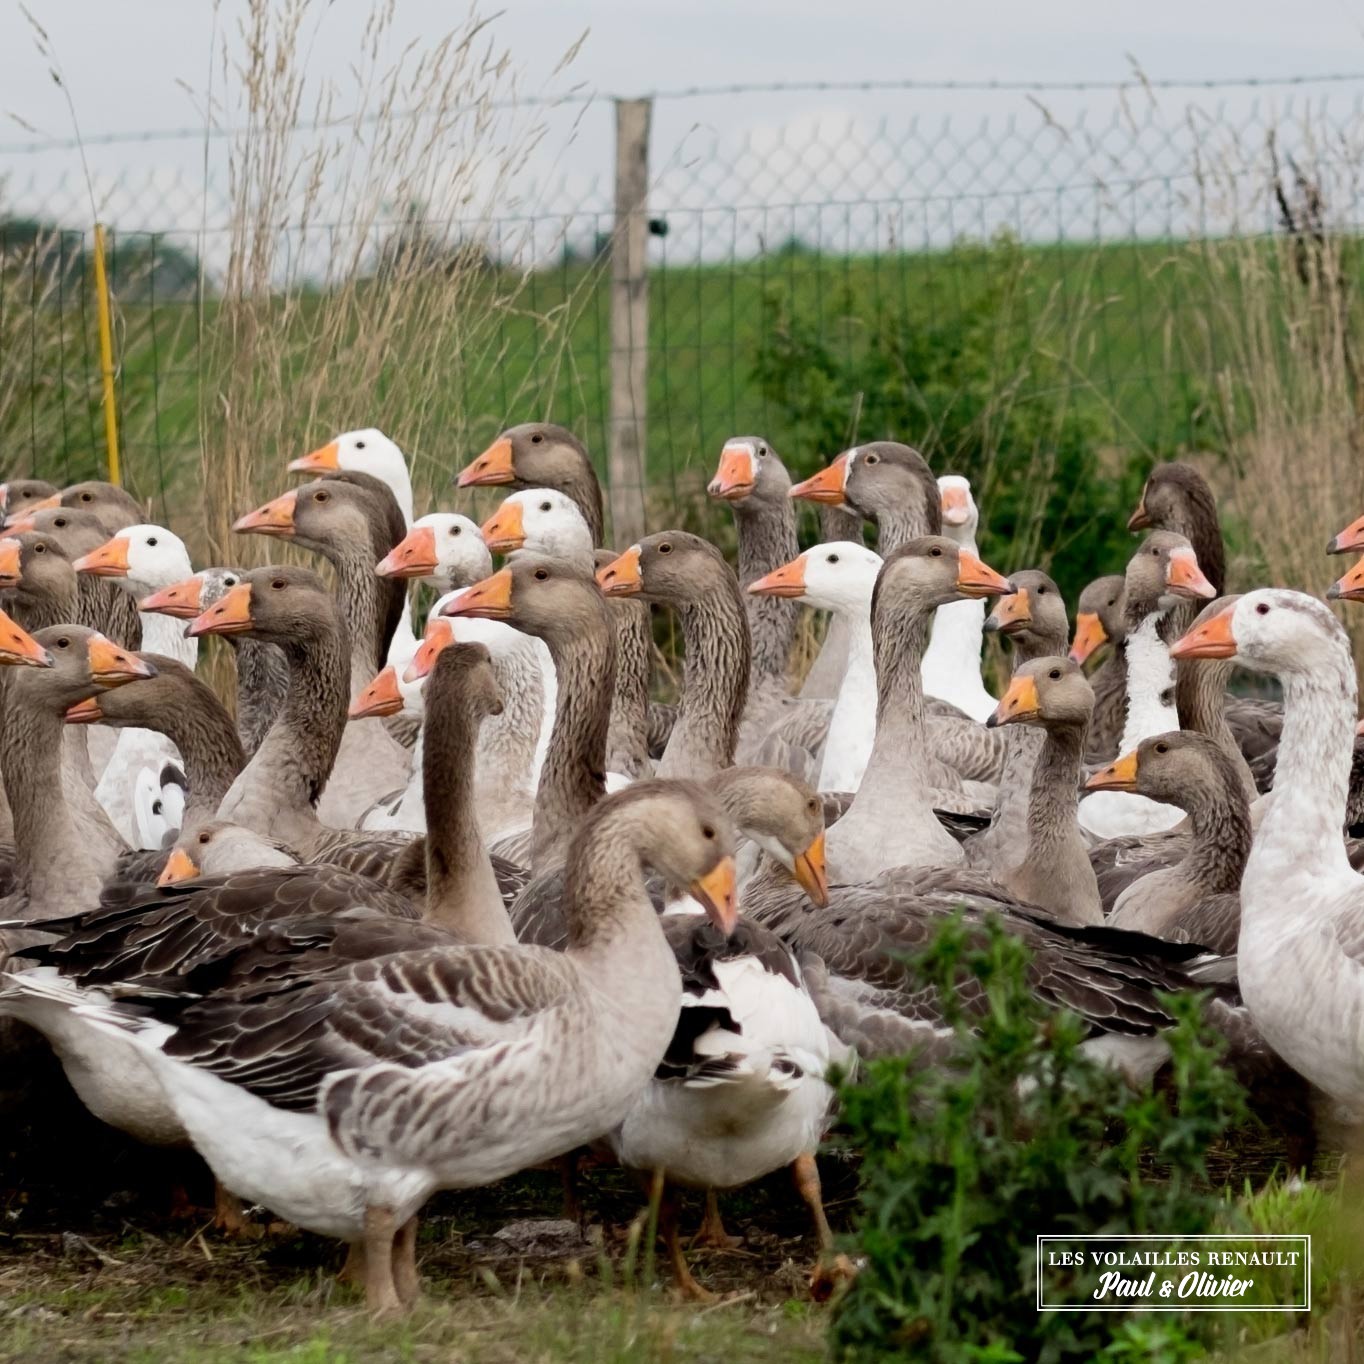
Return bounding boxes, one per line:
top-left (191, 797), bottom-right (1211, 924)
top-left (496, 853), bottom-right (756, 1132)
top-left (92, 223), bottom-right (121, 487)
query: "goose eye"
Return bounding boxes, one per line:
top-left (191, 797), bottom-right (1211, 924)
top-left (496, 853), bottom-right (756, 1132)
top-left (539, 502), bottom-right (551, 512)
top-left (147, 537), bottom-right (158, 547)
top-left (530, 433), bottom-right (543, 444)
top-left (1155, 742), bottom-right (1168, 753)
top-left (827, 553), bottom-right (839, 563)
top-left (55, 637), bottom-right (69, 648)
top-left (1256, 603), bottom-right (1270, 615)
top-left (701, 824), bottom-right (715, 841)
top-left (1037, 586), bottom-right (1048, 594)
top-left (1049, 668), bottom-right (1061, 680)
top-left (533, 568), bottom-right (549, 581)
top-left (198, 832), bottom-right (211, 845)
top-left (224, 576), bottom-right (237, 586)
top-left (271, 578), bottom-right (286, 590)
top-left (658, 543), bottom-right (672, 554)
top-left (355, 440), bottom-right (366, 449)
top-left (33, 544), bottom-right (44, 554)
top-left (80, 492), bottom-right (92, 502)
top-left (314, 491), bottom-right (329, 503)
top-left (758, 445), bottom-right (768, 457)
top-left (55, 517), bottom-right (67, 527)
top-left (864, 453), bottom-right (879, 465)
top-left (450, 526), bottom-right (461, 535)
top-left (929, 547), bottom-right (942, 557)
top-left (806, 798), bottom-right (818, 813)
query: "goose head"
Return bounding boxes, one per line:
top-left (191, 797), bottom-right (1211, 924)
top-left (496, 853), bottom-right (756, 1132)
top-left (9, 625), bottom-right (153, 713)
top-left (0, 479), bottom-right (57, 520)
top-left (0, 532), bottom-right (76, 603)
top-left (1328, 556), bottom-right (1364, 602)
top-left (139, 566), bottom-right (248, 619)
top-left (748, 540), bottom-right (882, 617)
top-left (937, 474), bottom-right (979, 543)
top-left (1086, 728), bottom-right (1238, 802)
top-left (987, 655), bottom-right (1094, 730)
top-left (480, 488), bottom-right (594, 562)
top-left (712, 766), bottom-right (828, 906)
top-left (11, 481), bottom-right (145, 538)
top-left (234, 477), bottom-right (379, 556)
top-left (73, 524), bottom-right (194, 597)
top-left (595, 531), bottom-right (733, 603)
top-left (706, 436), bottom-right (791, 507)
top-left (0, 608), bottom-right (53, 669)
top-left (158, 818), bottom-right (298, 884)
top-left (1128, 462), bottom-right (1215, 534)
top-left (790, 442), bottom-right (940, 531)
top-left (574, 780), bottom-right (739, 936)
top-left (187, 564), bottom-right (338, 644)
top-left (1124, 531), bottom-right (1216, 617)
top-left (438, 556), bottom-right (608, 650)
top-left (1070, 573), bottom-right (1127, 665)
top-left (874, 536), bottom-right (1012, 618)
top-left (457, 422), bottom-right (591, 491)
top-left (1171, 588), bottom-right (1348, 679)
top-left (984, 569), bottom-right (1067, 650)
top-left (0, 507), bottom-right (112, 556)
top-left (376, 512), bottom-right (491, 589)
top-left (289, 428), bottom-right (407, 491)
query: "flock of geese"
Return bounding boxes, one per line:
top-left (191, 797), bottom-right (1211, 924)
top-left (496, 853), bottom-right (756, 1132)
top-left (0, 428), bottom-right (1362, 1314)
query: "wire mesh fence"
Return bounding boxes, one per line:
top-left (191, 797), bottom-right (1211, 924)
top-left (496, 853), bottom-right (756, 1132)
top-left (3, 74), bottom-right (1364, 571)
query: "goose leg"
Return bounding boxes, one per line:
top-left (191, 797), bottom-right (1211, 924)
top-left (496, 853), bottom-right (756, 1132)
top-left (212, 1181), bottom-right (256, 1239)
top-left (690, 1189), bottom-right (743, 1250)
top-left (339, 1240), bottom-right (366, 1290)
top-left (391, 1215), bottom-right (422, 1305)
top-left (362, 1206), bottom-right (404, 1316)
top-left (792, 1153), bottom-right (855, 1302)
top-left (658, 1176), bottom-right (717, 1303)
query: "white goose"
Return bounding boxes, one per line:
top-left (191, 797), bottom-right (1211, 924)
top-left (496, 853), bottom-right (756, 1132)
top-left (74, 525), bottom-right (197, 848)
top-left (1172, 589), bottom-right (1364, 1124)
top-left (921, 475), bottom-right (997, 723)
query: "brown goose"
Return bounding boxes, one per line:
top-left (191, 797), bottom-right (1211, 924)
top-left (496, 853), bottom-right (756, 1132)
top-left (0, 478), bottom-right (58, 520)
top-left (77, 781), bottom-right (737, 1313)
top-left (234, 479), bottom-right (410, 826)
top-left (985, 658), bottom-right (1102, 926)
top-left (598, 532), bottom-right (748, 780)
top-left (457, 423), bottom-right (605, 544)
top-left (1086, 731), bottom-right (1247, 953)
top-left (1070, 573), bottom-right (1128, 763)
top-left (435, 557), bottom-right (616, 872)
top-left (12, 481), bottom-right (145, 537)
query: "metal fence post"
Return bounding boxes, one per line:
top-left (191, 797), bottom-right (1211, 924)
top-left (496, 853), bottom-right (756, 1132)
top-left (91, 223), bottom-right (122, 486)
top-left (608, 97), bottom-right (651, 549)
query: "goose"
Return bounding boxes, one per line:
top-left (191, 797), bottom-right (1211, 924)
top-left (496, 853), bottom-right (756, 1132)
top-left (481, 488), bottom-right (595, 569)
top-left (234, 479), bottom-right (412, 826)
top-left (808, 537), bottom-right (1012, 882)
top-left (1071, 573), bottom-right (1128, 763)
top-left (1170, 591), bottom-right (1364, 1123)
top-left (1086, 731), bottom-right (1247, 953)
top-left (985, 658), bottom-right (1102, 925)
top-left (75, 780), bottom-right (738, 1313)
top-left (800, 502), bottom-right (868, 702)
top-left (0, 478), bottom-right (57, 520)
top-left (921, 475), bottom-right (997, 723)
top-left (748, 541), bottom-right (883, 792)
top-left (375, 513), bottom-right (492, 594)
top-left (1076, 533), bottom-right (1216, 839)
top-left (8, 480), bottom-right (146, 538)
top-left (137, 567), bottom-right (288, 759)
top-left (74, 526), bottom-right (197, 849)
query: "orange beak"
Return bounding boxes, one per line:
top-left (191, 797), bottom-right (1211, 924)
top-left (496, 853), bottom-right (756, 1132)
top-left (1086, 749), bottom-right (1140, 793)
top-left (596, 546), bottom-right (643, 597)
top-left (0, 538), bottom-right (22, 588)
top-left (748, 555), bottom-right (807, 599)
top-left (986, 587), bottom-right (1031, 635)
top-left (0, 608), bottom-right (52, 668)
top-left (288, 440), bottom-right (340, 475)
top-left (1327, 559), bottom-right (1364, 602)
top-left (708, 445), bottom-right (757, 501)
top-left (788, 454), bottom-right (849, 506)
top-left (403, 620), bottom-right (454, 682)
top-left (1127, 492), bottom-right (1152, 532)
top-left (481, 500), bottom-right (526, 553)
top-left (941, 484), bottom-right (971, 526)
top-left (349, 665), bottom-right (405, 719)
top-left (157, 847), bottom-right (200, 886)
top-left (1169, 603), bottom-right (1238, 660)
top-left (233, 490), bottom-right (298, 537)
top-left (1329, 514), bottom-right (1364, 555)
top-left (457, 436), bottom-right (516, 488)
top-left (689, 855), bottom-right (738, 936)
top-left (986, 673), bottom-right (1041, 728)
top-left (1165, 548), bottom-right (1217, 600)
top-left (2, 515), bottom-right (37, 534)
top-left (73, 535), bottom-right (131, 577)
top-left (23, 492), bottom-right (60, 514)
top-left (376, 525), bottom-right (438, 579)
top-left (956, 551), bottom-right (1013, 599)
top-left (63, 695), bottom-right (103, 724)
top-left (188, 581), bottom-right (254, 637)
top-left (792, 830), bottom-right (828, 907)
top-left (138, 576), bottom-right (205, 619)
top-left (1069, 611), bottom-right (1109, 665)
top-left (1356, 717), bottom-right (1364, 738)
top-left (439, 567), bottom-right (515, 622)
top-left (87, 634), bottom-right (156, 685)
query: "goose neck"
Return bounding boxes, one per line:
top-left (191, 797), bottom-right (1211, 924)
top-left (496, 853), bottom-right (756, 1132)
top-left (138, 610), bottom-right (198, 669)
top-left (1180, 778), bottom-right (1251, 894)
top-left (734, 500), bottom-right (799, 687)
top-left (1119, 612), bottom-right (1177, 751)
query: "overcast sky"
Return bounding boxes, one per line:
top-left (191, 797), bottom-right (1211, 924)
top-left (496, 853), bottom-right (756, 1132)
top-left (3, 1), bottom-right (1363, 258)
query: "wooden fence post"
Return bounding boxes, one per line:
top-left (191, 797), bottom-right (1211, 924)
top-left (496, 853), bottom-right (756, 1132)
top-left (607, 98), bottom-right (651, 549)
